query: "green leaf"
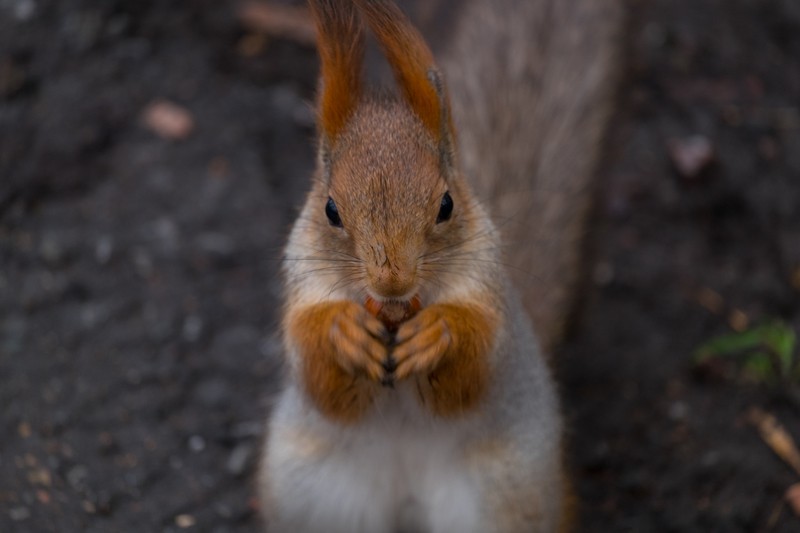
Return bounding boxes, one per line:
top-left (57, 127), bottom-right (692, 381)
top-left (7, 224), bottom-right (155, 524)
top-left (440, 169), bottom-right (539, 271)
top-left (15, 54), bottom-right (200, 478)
top-left (694, 320), bottom-right (799, 386)
top-left (741, 352), bottom-right (775, 384)
top-left (763, 323), bottom-right (796, 377)
top-left (694, 327), bottom-right (766, 362)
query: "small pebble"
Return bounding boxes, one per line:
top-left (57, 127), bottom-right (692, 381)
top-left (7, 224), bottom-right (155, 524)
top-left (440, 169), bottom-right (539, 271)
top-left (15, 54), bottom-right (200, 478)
top-left (142, 100), bottom-right (194, 140)
top-left (230, 421), bottom-right (262, 440)
top-left (728, 308), bottom-right (749, 332)
top-left (696, 287), bottom-right (724, 314)
top-left (195, 378), bottom-right (229, 408)
top-left (182, 315), bottom-right (204, 343)
top-left (17, 421), bottom-right (32, 438)
top-left (668, 401), bottom-right (688, 421)
top-left (9, 506), bottom-right (30, 521)
top-left (188, 435), bottom-right (206, 453)
top-left (792, 267), bottom-right (800, 291)
top-left (133, 248), bottom-right (153, 278)
top-left (196, 232), bottom-right (235, 257)
top-left (259, 336), bottom-right (282, 359)
top-left (592, 262), bottom-right (614, 286)
top-left (11, 0), bottom-right (36, 21)
top-left (95, 236), bottom-right (114, 265)
top-left (36, 490), bottom-right (50, 504)
top-left (27, 466), bottom-right (51, 487)
top-left (175, 514), bottom-right (196, 528)
top-left (668, 135), bottom-right (715, 179)
top-left (67, 465), bottom-right (88, 490)
top-left (214, 502), bottom-right (233, 519)
top-left (39, 236), bottom-right (64, 265)
top-left (227, 442), bottom-right (254, 477)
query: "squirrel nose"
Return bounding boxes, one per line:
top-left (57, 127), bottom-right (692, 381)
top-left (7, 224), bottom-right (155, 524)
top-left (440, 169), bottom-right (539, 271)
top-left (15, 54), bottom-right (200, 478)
top-left (363, 243), bottom-right (417, 298)
top-left (370, 264), bottom-right (416, 299)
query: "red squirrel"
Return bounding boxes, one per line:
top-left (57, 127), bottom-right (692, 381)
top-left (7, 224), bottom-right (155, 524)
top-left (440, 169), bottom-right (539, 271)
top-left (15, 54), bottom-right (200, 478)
top-left (259, 0), bottom-right (621, 531)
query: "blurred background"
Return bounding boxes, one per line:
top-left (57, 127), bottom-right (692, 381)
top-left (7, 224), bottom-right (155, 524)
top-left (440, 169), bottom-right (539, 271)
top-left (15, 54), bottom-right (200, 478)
top-left (1, 0), bottom-right (799, 531)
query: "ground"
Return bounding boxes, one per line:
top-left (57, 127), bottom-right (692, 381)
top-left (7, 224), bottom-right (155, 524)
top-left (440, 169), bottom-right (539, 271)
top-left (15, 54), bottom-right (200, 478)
top-left (1, 0), bottom-right (799, 531)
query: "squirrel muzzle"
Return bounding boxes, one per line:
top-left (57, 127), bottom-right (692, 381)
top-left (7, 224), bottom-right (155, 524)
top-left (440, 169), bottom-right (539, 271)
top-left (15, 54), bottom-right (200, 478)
top-left (368, 261), bottom-right (416, 300)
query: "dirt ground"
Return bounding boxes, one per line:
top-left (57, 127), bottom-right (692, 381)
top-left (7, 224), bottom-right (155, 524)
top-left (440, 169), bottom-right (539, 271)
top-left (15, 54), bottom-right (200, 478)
top-left (1, 0), bottom-right (799, 531)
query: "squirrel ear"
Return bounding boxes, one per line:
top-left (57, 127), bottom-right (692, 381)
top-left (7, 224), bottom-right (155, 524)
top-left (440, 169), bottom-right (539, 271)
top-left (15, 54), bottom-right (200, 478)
top-left (426, 68), bottom-right (456, 175)
top-left (355, 0), bottom-right (456, 175)
top-left (309, 0), bottom-right (365, 149)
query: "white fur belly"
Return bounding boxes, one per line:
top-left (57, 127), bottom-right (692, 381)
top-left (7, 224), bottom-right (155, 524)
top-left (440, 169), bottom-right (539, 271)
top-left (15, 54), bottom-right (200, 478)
top-left (263, 385), bottom-right (483, 533)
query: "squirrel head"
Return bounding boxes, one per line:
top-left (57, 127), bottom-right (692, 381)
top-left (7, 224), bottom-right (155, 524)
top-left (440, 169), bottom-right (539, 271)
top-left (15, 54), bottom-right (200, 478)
top-left (325, 99), bottom-right (455, 301)
top-left (300, 0), bottom-right (484, 304)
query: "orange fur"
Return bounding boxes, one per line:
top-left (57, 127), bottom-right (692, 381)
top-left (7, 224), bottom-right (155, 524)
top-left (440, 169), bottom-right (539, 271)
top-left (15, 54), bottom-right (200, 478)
top-left (559, 481), bottom-right (577, 533)
top-left (287, 300), bottom-right (390, 423)
top-left (262, 0), bottom-right (622, 528)
top-left (393, 302), bottom-right (497, 417)
top-left (308, 0), bottom-right (365, 142)
top-left (354, 0), bottom-right (453, 144)
top-left (558, 453), bottom-right (578, 533)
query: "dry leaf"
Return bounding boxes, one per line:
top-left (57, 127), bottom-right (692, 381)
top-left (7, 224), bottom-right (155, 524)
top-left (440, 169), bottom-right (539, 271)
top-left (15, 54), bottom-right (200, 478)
top-left (696, 287), bottom-right (724, 314)
top-left (668, 135), bottom-right (715, 179)
top-left (237, 2), bottom-right (315, 46)
top-left (142, 100), bottom-right (194, 140)
top-left (786, 483), bottom-right (800, 518)
top-left (27, 467), bottom-right (52, 487)
top-left (17, 421), bottom-right (32, 438)
top-left (36, 490), bottom-right (51, 505)
top-left (238, 33), bottom-right (268, 57)
top-left (747, 408), bottom-right (800, 477)
top-left (175, 514), bottom-right (196, 528)
top-left (728, 308), bottom-right (749, 332)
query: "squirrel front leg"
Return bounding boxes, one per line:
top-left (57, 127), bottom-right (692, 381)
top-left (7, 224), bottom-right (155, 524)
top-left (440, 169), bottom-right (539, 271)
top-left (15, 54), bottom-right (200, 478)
top-left (392, 302), bottom-right (498, 417)
top-left (286, 301), bottom-right (391, 423)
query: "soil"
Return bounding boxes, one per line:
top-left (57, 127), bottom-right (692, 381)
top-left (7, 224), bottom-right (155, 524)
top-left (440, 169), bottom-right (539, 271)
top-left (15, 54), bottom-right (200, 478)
top-left (1, 0), bottom-right (799, 532)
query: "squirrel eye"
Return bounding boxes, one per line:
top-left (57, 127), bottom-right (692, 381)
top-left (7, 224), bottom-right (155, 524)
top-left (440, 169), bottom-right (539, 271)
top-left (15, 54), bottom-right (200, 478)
top-left (325, 197), bottom-right (342, 227)
top-left (436, 191), bottom-right (453, 223)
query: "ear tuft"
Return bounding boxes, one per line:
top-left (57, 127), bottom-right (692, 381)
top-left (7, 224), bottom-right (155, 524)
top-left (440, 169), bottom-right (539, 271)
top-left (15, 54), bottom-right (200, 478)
top-left (354, 0), bottom-right (455, 166)
top-left (309, 0), bottom-right (365, 144)
top-left (426, 68), bottom-right (456, 175)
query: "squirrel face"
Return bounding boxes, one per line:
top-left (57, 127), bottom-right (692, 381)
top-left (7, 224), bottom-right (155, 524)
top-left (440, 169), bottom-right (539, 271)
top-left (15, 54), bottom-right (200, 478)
top-left (317, 99), bottom-right (470, 304)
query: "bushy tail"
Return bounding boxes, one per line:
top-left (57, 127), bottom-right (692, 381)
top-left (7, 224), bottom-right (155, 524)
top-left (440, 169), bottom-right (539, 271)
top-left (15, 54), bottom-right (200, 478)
top-left (439, 0), bottom-right (623, 352)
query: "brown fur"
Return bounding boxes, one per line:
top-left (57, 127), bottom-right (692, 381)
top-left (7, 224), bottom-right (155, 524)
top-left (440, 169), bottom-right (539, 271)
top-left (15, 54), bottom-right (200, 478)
top-left (308, 0), bottom-right (365, 142)
top-left (270, 1), bottom-right (621, 530)
top-left (558, 469), bottom-right (578, 533)
top-left (291, 96), bottom-right (500, 418)
top-left (441, 0), bottom-right (623, 353)
top-left (325, 101), bottom-right (446, 301)
top-left (286, 300), bottom-right (387, 423)
top-left (354, 0), bottom-right (453, 147)
top-left (300, 0), bottom-right (622, 414)
top-left (394, 302), bottom-right (497, 416)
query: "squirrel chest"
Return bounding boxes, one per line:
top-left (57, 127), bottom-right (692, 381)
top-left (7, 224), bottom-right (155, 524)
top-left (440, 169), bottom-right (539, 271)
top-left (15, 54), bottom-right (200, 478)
top-left (265, 381), bottom-right (489, 533)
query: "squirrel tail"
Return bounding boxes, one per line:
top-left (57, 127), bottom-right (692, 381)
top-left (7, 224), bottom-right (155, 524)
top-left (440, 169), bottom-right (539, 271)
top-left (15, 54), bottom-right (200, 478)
top-left (440, 0), bottom-right (623, 353)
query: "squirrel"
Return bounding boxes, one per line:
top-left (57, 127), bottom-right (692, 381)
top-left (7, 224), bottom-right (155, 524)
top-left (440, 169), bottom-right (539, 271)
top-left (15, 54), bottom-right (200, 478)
top-left (258, 0), bottom-right (621, 531)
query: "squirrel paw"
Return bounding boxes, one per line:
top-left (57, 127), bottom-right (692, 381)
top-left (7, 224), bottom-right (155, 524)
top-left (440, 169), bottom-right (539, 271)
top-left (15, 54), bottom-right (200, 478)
top-left (329, 302), bottom-right (392, 382)
top-left (389, 302), bottom-right (494, 416)
top-left (291, 301), bottom-right (394, 422)
top-left (392, 306), bottom-right (452, 381)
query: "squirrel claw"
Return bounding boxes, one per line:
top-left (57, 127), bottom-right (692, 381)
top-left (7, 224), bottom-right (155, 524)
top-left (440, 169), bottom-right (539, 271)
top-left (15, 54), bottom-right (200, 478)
top-left (382, 354), bottom-right (397, 373)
